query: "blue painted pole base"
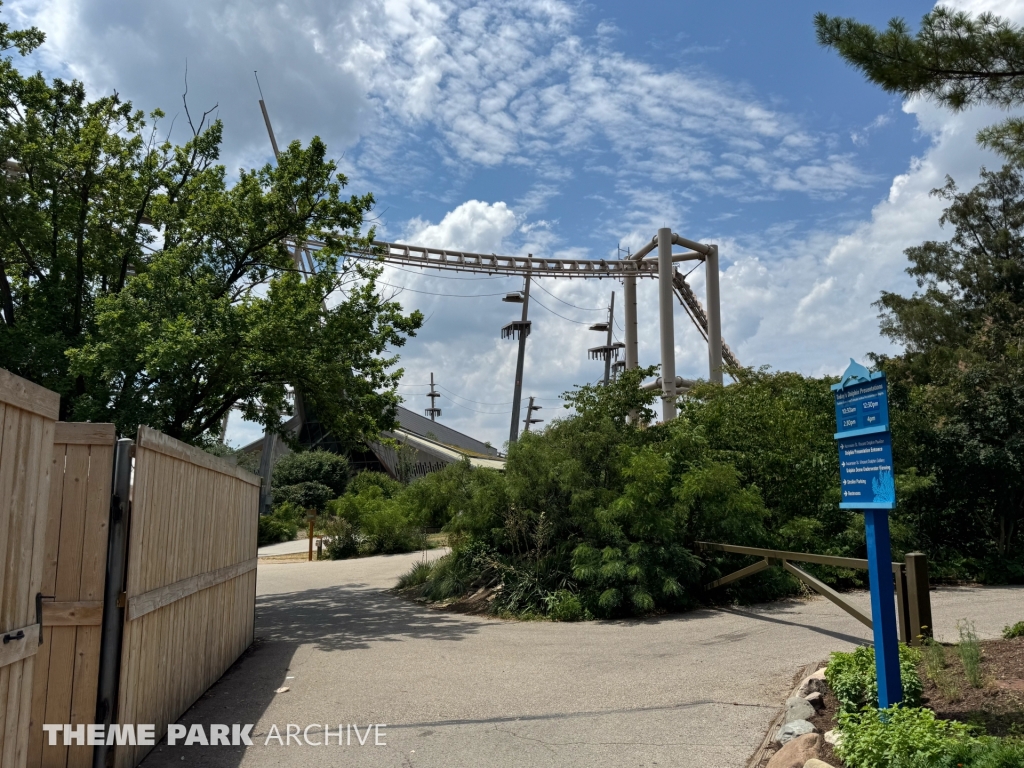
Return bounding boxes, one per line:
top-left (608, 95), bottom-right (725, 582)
top-left (864, 508), bottom-right (902, 708)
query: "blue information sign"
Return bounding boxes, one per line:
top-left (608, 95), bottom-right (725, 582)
top-left (839, 433), bottom-right (895, 509)
top-left (834, 378), bottom-right (890, 437)
top-left (832, 358), bottom-right (902, 710)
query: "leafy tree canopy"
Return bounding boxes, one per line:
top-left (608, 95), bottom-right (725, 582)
top-left (876, 164), bottom-right (1024, 564)
top-left (0, 6), bottom-right (422, 446)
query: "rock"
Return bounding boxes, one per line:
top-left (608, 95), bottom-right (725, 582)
top-left (766, 733), bottom-right (821, 768)
top-left (823, 729), bottom-right (843, 747)
top-left (803, 691), bottom-right (824, 709)
top-left (785, 696), bottom-right (816, 723)
top-left (798, 668), bottom-right (828, 697)
top-left (778, 719), bottom-right (816, 744)
top-left (803, 760), bottom-right (832, 768)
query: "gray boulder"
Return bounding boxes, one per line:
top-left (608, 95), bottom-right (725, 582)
top-left (785, 697), bottom-right (815, 723)
top-left (778, 719), bottom-right (816, 745)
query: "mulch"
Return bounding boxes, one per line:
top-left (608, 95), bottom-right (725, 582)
top-left (920, 637), bottom-right (1024, 737)
top-left (790, 637), bottom-right (1024, 767)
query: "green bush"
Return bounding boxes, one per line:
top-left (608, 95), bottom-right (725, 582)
top-left (397, 560), bottom-right (435, 589)
top-left (1002, 620), bottom-right (1024, 639)
top-left (271, 480), bottom-right (334, 512)
top-left (322, 516), bottom-right (359, 560)
top-left (348, 470), bottom-right (402, 499)
top-left (257, 503), bottom-right (302, 546)
top-left (544, 590), bottom-right (585, 621)
top-left (361, 502), bottom-right (420, 554)
top-left (273, 450), bottom-right (350, 496)
top-left (896, 736), bottom-right (1024, 768)
top-left (837, 705), bottom-right (975, 768)
top-left (826, 644), bottom-right (923, 712)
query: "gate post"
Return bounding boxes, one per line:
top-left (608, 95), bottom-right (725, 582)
top-left (905, 552), bottom-right (932, 644)
top-left (93, 438), bottom-right (133, 768)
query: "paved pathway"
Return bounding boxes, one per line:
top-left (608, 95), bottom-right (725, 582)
top-left (140, 552), bottom-right (1024, 768)
top-left (257, 537), bottom-right (313, 557)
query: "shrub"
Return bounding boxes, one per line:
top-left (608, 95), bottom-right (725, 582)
top-left (397, 560), bottom-right (435, 589)
top-left (273, 450), bottom-right (350, 496)
top-left (422, 552), bottom-right (474, 601)
top-left (348, 471), bottom-right (402, 499)
top-left (271, 481), bottom-right (334, 512)
top-left (826, 644), bottom-right (923, 712)
top-left (1003, 620), bottom-right (1024, 639)
top-left (257, 503), bottom-right (302, 546)
top-left (322, 516), bottom-right (359, 560)
top-left (544, 590), bottom-right (584, 621)
top-left (360, 502), bottom-right (420, 554)
top-left (898, 736), bottom-right (1024, 768)
top-left (837, 705), bottom-right (975, 768)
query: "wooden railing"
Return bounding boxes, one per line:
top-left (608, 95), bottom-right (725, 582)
top-left (696, 542), bottom-right (933, 646)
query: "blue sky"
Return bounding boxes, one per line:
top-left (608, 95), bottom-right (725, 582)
top-left (11, 0), bottom-right (1022, 448)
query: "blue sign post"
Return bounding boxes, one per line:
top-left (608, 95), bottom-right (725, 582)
top-left (832, 359), bottom-right (902, 709)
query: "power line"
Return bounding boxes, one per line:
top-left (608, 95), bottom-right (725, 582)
top-left (444, 399), bottom-right (512, 415)
top-left (532, 279), bottom-right (605, 311)
top-left (437, 385), bottom-right (514, 406)
top-left (532, 296), bottom-right (589, 325)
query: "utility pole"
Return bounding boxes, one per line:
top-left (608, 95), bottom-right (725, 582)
top-left (425, 372), bottom-right (441, 421)
top-left (523, 397), bottom-right (543, 432)
top-left (588, 291), bottom-right (622, 385)
top-left (603, 292), bottom-right (615, 386)
top-left (502, 267), bottom-right (532, 445)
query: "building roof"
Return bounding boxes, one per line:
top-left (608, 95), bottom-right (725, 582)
top-left (393, 405), bottom-right (500, 457)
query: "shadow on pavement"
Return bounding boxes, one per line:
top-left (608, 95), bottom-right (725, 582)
top-left (256, 583), bottom-right (481, 652)
top-left (139, 583), bottom-right (477, 767)
top-left (712, 605), bottom-right (870, 646)
top-left (138, 635), bottom-right (297, 768)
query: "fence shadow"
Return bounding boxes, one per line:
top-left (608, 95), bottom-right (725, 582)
top-left (138, 583), bottom-right (479, 767)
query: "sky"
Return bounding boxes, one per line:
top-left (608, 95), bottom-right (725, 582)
top-left (10, 0), bottom-right (1024, 449)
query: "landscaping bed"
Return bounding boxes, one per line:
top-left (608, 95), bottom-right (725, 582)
top-left (759, 629), bottom-right (1024, 768)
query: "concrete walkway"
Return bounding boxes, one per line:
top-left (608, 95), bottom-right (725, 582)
top-left (140, 553), bottom-right (1024, 768)
top-left (257, 537), bottom-right (314, 557)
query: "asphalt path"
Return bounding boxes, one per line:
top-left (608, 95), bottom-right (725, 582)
top-left (139, 551), bottom-right (1024, 768)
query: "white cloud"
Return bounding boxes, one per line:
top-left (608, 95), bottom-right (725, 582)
top-left (402, 200), bottom-right (517, 252)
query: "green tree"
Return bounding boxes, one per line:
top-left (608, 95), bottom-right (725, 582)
top-left (815, 6), bottom-right (1024, 161)
top-left (875, 165), bottom-right (1024, 570)
top-left (0, 10), bottom-right (422, 445)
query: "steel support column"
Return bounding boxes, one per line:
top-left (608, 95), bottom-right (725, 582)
top-left (706, 244), bottom-right (723, 385)
top-left (624, 273), bottom-right (638, 371)
top-left (657, 228), bottom-right (677, 421)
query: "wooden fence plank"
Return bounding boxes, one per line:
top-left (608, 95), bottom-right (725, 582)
top-left (51, 423), bottom-right (114, 447)
top-left (40, 602), bottom-right (103, 627)
top-left (0, 370), bottom-right (59, 421)
top-left (135, 426), bottom-right (261, 486)
top-left (126, 559), bottom-right (257, 622)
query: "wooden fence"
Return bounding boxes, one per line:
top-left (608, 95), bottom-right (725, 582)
top-left (114, 426), bottom-right (259, 768)
top-left (0, 370), bottom-right (58, 768)
top-left (27, 424), bottom-right (115, 768)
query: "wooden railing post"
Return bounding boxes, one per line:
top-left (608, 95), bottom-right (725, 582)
top-left (905, 552), bottom-right (932, 645)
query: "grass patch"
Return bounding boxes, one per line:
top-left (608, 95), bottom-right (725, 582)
top-left (923, 638), bottom-right (961, 703)
top-left (957, 619), bottom-right (985, 688)
top-left (396, 560), bottom-right (435, 589)
top-left (1003, 621), bottom-right (1024, 640)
